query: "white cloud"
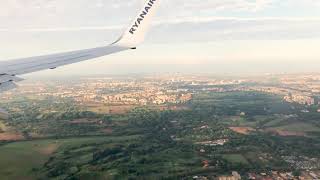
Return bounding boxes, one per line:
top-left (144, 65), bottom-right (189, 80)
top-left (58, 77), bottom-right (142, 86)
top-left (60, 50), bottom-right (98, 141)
top-left (0, 25), bottom-right (122, 32)
top-left (0, 0), bottom-right (319, 46)
top-left (282, 0), bottom-right (320, 7)
top-left (180, 0), bottom-right (274, 12)
top-left (0, 0), bottom-right (275, 25)
top-left (1, 0), bottom-right (319, 30)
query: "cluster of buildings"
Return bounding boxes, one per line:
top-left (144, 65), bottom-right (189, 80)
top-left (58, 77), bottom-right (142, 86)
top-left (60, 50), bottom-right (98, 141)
top-left (283, 94), bottom-right (315, 105)
top-left (1, 73), bottom-right (320, 108)
top-left (195, 139), bottom-right (229, 146)
top-left (218, 171), bottom-right (242, 180)
top-left (193, 170), bottom-right (320, 180)
top-left (245, 86), bottom-right (318, 106)
top-left (192, 171), bottom-right (241, 180)
top-left (0, 77), bottom-right (193, 106)
top-left (270, 74), bottom-right (320, 105)
top-left (282, 156), bottom-right (320, 170)
top-left (248, 170), bottom-right (320, 180)
top-left (100, 91), bottom-right (192, 105)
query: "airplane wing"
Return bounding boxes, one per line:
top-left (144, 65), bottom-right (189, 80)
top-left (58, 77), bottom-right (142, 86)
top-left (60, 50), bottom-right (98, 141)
top-left (0, 0), bottom-right (160, 93)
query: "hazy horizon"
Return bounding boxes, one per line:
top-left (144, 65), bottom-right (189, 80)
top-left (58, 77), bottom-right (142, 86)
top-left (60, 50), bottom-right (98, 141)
top-left (18, 62), bottom-right (320, 80)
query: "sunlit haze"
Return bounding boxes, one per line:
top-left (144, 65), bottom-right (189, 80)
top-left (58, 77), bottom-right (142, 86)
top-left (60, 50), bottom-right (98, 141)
top-left (0, 0), bottom-right (320, 77)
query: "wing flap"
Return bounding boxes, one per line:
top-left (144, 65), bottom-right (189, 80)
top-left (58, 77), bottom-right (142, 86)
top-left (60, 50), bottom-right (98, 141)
top-left (0, 81), bottom-right (18, 92)
top-left (0, 74), bottom-right (24, 83)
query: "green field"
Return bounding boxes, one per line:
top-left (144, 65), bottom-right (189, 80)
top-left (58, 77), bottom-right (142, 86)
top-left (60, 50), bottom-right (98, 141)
top-left (0, 140), bottom-right (57, 180)
top-left (0, 121), bottom-right (7, 131)
top-left (274, 122), bottom-right (320, 132)
top-left (0, 136), bottom-right (137, 180)
top-left (263, 117), bottom-right (287, 127)
top-left (222, 154), bottom-right (249, 165)
top-left (1, 91), bottom-right (320, 179)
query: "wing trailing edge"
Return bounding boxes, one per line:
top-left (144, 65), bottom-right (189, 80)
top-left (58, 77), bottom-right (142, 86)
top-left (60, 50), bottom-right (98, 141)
top-left (0, 74), bottom-right (21, 92)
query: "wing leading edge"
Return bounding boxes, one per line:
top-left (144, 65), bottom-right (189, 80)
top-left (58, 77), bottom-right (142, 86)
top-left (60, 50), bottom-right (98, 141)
top-left (0, 0), bottom-right (160, 93)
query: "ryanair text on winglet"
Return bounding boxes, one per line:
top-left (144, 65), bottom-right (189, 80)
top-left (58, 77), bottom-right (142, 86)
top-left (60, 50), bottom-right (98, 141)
top-left (129, 0), bottom-right (156, 34)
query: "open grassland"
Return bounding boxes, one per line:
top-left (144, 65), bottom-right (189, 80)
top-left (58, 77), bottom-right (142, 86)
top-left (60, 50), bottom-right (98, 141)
top-left (222, 154), bottom-right (249, 165)
top-left (273, 122), bottom-right (320, 132)
top-left (0, 136), bottom-right (136, 180)
top-left (0, 115), bottom-right (7, 121)
top-left (0, 121), bottom-right (7, 131)
top-left (0, 139), bottom-right (57, 180)
top-left (87, 104), bottom-right (189, 115)
top-left (229, 127), bottom-right (255, 135)
top-left (87, 105), bottom-right (136, 114)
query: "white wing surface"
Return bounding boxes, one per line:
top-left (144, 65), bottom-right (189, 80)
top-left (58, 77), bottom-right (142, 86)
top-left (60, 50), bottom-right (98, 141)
top-left (0, 0), bottom-right (160, 93)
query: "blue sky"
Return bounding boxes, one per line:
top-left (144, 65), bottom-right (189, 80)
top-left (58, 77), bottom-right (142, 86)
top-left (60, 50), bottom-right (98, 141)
top-left (0, 0), bottom-right (320, 76)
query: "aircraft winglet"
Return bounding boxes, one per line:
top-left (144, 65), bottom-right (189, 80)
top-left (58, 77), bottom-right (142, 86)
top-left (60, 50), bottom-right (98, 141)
top-left (113, 0), bottom-right (161, 48)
